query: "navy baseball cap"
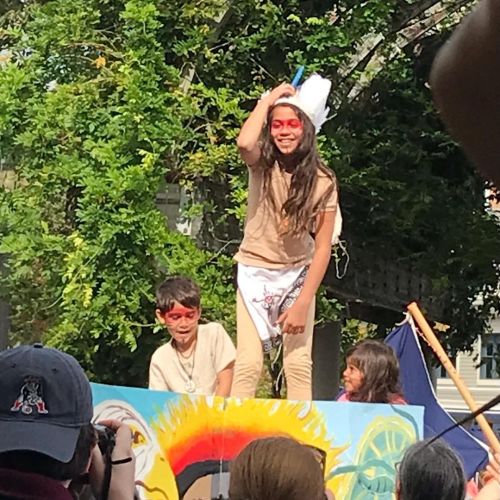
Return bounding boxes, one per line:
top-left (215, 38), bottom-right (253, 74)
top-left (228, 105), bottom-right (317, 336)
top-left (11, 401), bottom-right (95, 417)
top-left (0, 344), bottom-right (93, 462)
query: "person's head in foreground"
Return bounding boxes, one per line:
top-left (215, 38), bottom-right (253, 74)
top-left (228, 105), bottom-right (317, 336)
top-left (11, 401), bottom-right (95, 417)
top-left (396, 439), bottom-right (466, 500)
top-left (0, 344), bottom-right (95, 483)
top-left (228, 436), bottom-right (329, 500)
top-left (0, 343), bottom-right (135, 500)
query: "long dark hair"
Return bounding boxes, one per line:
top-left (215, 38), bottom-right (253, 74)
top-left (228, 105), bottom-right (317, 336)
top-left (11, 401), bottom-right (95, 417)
top-left (260, 104), bottom-right (336, 236)
top-left (346, 340), bottom-right (404, 403)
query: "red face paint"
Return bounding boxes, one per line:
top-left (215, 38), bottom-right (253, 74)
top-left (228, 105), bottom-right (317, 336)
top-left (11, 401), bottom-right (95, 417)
top-left (270, 119), bottom-right (303, 131)
top-left (163, 305), bottom-right (199, 324)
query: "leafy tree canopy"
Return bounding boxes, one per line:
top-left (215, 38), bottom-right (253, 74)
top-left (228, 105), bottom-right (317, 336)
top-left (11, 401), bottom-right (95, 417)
top-left (0, 0), bottom-right (498, 386)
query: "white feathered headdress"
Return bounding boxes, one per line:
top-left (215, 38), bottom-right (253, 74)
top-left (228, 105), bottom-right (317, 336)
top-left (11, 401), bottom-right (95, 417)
top-left (274, 73), bottom-right (331, 133)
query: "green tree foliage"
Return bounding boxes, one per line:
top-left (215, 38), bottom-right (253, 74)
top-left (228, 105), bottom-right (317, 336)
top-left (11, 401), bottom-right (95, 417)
top-left (0, 0), bottom-right (235, 384)
top-left (332, 46), bottom-right (500, 353)
top-left (1, 0), bottom-right (498, 387)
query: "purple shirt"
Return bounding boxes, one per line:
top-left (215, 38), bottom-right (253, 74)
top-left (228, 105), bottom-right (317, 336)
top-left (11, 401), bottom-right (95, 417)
top-left (0, 467), bottom-right (74, 499)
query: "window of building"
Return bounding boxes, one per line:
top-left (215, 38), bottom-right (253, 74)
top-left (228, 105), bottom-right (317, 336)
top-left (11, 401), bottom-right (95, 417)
top-left (480, 334), bottom-right (500, 380)
top-left (436, 356), bottom-right (456, 379)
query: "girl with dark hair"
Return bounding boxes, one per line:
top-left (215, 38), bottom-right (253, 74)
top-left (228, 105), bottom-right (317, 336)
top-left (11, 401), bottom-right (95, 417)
top-left (338, 340), bottom-right (406, 404)
top-left (231, 74), bottom-right (340, 400)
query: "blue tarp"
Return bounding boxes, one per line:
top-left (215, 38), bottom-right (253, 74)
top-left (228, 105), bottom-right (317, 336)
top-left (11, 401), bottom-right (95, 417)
top-left (385, 321), bottom-right (488, 479)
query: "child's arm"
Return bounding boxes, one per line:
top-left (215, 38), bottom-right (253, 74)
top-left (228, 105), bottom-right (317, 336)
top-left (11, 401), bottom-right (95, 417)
top-left (213, 324), bottom-right (236, 396)
top-left (278, 210), bottom-right (335, 334)
top-left (237, 83), bottom-right (296, 166)
top-left (148, 357), bottom-right (169, 391)
top-left (215, 362), bottom-right (235, 397)
top-left (430, 0), bottom-right (500, 185)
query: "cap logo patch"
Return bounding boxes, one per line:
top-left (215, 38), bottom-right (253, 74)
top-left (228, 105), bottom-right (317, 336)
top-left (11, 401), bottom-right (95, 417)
top-left (10, 376), bottom-right (48, 415)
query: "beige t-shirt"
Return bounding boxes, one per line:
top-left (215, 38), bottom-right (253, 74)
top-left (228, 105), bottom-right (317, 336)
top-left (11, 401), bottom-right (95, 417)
top-left (234, 162), bottom-right (337, 268)
top-left (148, 322), bottom-right (236, 396)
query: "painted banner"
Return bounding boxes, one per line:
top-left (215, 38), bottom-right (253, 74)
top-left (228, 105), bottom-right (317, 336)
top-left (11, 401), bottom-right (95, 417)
top-left (91, 383), bottom-right (424, 500)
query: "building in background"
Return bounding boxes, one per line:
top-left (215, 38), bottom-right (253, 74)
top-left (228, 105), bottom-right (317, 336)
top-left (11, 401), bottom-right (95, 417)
top-left (435, 319), bottom-right (500, 437)
top-left (436, 187), bottom-right (500, 437)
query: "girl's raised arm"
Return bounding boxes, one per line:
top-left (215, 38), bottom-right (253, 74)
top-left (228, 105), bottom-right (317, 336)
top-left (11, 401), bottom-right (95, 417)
top-left (237, 83), bottom-right (296, 166)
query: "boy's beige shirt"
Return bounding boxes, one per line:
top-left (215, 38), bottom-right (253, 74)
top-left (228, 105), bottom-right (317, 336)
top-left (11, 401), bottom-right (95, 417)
top-left (148, 322), bottom-right (236, 396)
top-left (234, 162), bottom-right (337, 268)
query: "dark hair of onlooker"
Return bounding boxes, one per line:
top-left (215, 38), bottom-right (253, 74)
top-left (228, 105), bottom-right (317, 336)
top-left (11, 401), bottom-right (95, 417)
top-left (156, 276), bottom-right (201, 313)
top-left (0, 423), bottom-right (96, 481)
top-left (397, 438), bottom-right (466, 500)
top-left (229, 436), bottom-right (325, 500)
top-left (346, 339), bottom-right (403, 403)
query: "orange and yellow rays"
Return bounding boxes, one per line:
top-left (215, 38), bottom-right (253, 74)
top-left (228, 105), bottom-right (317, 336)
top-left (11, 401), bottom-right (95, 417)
top-left (150, 396), bottom-right (346, 479)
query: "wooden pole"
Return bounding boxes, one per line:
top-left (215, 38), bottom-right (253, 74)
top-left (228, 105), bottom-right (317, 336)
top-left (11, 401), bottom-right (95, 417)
top-left (407, 301), bottom-right (500, 454)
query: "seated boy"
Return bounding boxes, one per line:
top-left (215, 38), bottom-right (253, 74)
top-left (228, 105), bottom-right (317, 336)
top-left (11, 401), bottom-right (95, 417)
top-left (149, 276), bottom-right (236, 396)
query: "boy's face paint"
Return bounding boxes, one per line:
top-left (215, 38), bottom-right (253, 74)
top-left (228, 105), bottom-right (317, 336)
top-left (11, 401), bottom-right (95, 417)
top-left (342, 359), bottom-right (364, 394)
top-left (270, 105), bottom-right (304, 155)
top-left (156, 301), bottom-right (200, 349)
top-left (164, 305), bottom-right (199, 323)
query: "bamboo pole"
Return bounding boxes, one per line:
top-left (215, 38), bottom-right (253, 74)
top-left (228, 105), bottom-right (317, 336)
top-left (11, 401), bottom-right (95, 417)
top-left (407, 301), bottom-right (500, 453)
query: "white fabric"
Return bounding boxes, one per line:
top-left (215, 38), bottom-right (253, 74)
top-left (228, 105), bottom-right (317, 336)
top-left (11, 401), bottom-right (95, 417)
top-left (332, 204), bottom-right (342, 245)
top-left (237, 263), bottom-right (306, 352)
top-left (275, 73), bottom-right (332, 133)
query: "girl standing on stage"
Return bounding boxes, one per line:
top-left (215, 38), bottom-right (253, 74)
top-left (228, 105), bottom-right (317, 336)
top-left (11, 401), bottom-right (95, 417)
top-left (231, 74), bottom-right (339, 400)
